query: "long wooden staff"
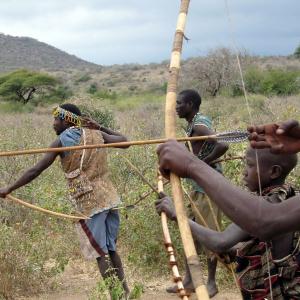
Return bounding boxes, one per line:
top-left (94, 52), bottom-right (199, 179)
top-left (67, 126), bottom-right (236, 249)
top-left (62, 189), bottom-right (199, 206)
top-left (164, 1), bottom-right (209, 299)
top-left (0, 131), bottom-right (248, 157)
top-left (5, 194), bottom-right (89, 220)
top-left (158, 173), bottom-right (189, 300)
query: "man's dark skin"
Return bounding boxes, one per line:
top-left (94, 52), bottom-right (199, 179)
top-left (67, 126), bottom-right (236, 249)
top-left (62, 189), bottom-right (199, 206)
top-left (156, 133), bottom-right (300, 241)
top-left (156, 147), bottom-right (297, 259)
top-left (156, 148), bottom-right (298, 298)
top-left (173, 91), bottom-right (228, 297)
top-left (176, 92), bottom-right (228, 162)
top-left (248, 119), bottom-right (300, 154)
top-left (0, 115), bottom-right (130, 295)
top-left (0, 117), bottom-right (128, 197)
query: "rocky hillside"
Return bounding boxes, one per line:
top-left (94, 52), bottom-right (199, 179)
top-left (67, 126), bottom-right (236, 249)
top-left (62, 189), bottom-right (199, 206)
top-left (0, 34), bottom-right (98, 73)
top-left (1, 33), bottom-right (299, 95)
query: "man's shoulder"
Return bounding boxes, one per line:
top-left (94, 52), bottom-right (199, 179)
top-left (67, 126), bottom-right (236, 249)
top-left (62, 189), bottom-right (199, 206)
top-left (60, 127), bottom-right (82, 147)
top-left (193, 113), bottom-right (212, 128)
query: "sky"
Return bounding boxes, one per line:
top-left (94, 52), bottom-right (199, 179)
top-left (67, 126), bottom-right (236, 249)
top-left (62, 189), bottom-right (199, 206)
top-left (0, 0), bottom-right (299, 65)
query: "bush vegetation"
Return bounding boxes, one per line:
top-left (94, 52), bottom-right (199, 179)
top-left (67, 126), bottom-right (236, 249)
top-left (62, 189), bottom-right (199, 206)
top-left (0, 52), bottom-right (299, 298)
top-left (242, 67), bottom-right (300, 96)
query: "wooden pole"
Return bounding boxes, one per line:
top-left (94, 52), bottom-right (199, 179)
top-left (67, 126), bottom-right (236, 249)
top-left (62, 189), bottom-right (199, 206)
top-left (164, 1), bottom-right (209, 299)
top-left (0, 135), bottom-right (221, 158)
top-left (158, 174), bottom-right (189, 300)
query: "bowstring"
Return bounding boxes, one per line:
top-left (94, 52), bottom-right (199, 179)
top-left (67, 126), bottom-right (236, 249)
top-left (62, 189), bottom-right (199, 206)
top-left (224, 1), bottom-right (273, 299)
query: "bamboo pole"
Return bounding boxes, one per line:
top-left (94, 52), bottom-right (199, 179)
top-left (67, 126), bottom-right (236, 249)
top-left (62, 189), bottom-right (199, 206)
top-left (6, 195), bottom-right (89, 220)
top-left (164, 1), bottom-right (209, 299)
top-left (158, 174), bottom-right (189, 300)
top-left (0, 135), bottom-right (223, 158)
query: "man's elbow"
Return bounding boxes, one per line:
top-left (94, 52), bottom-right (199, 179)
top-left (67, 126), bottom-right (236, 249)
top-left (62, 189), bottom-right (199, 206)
top-left (220, 143), bottom-right (229, 154)
top-left (210, 237), bottom-right (230, 253)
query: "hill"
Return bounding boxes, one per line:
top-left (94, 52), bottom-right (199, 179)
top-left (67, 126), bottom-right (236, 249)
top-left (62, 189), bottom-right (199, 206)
top-left (0, 34), bottom-right (99, 73)
top-left (0, 33), bottom-right (299, 96)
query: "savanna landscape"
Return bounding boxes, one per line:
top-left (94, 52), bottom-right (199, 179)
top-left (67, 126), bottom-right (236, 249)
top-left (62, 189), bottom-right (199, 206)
top-left (0, 33), bottom-right (299, 300)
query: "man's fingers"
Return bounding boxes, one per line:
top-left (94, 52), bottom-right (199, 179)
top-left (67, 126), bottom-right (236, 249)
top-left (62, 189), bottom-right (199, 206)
top-left (156, 143), bottom-right (164, 156)
top-left (159, 166), bottom-right (170, 180)
top-left (277, 120), bottom-right (299, 135)
top-left (250, 141), bottom-right (271, 149)
top-left (158, 192), bottom-right (167, 199)
top-left (155, 199), bottom-right (163, 208)
top-left (270, 144), bottom-right (284, 154)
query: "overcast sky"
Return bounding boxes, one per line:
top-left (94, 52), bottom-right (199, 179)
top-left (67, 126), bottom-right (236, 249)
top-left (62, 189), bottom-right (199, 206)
top-left (0, 0), bottom-right (299, 65)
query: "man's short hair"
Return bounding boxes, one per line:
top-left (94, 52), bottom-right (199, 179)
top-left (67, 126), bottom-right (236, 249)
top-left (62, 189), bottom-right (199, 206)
top-left (60, 103), bottom-right (82, 116)
top-left (179, 89), bottom-right (202, 109)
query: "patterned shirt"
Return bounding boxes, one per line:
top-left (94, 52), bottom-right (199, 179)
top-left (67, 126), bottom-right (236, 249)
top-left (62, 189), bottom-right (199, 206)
top-left (186, 112), bottom-right (222, 193)
top-left (236, 185), bottom-right (300, 300)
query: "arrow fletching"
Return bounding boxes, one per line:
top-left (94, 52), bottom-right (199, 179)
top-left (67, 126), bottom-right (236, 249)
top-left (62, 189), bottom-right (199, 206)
top-left (215, 130), bottom-right (249, 143)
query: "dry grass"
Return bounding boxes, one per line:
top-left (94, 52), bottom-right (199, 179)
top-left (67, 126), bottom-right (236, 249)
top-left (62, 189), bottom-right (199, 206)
top-left (0, 92), bottom-right (299, 298)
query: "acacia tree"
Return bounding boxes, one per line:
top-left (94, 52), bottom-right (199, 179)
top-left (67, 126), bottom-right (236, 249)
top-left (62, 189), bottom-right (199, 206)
top-left (0, 70), bottom-right (57, 104)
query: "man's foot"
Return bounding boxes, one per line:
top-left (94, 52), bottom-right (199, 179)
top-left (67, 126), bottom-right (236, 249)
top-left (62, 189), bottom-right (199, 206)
top-left (166, 282), bottom-right (218, 298)
top-left (207, 281), bottom-right (218, 298)
top-left (166, 284), bottom-right (195, 294)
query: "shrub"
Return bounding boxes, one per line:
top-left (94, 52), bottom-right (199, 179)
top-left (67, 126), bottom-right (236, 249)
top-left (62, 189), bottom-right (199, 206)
top-left (41, 85), bottom-right (73, 105)
top-left (75, 73), bottom-right (91, 84)
top-left (87, 83), bottom-right (98, 94)
top-left (94, 89), bottom-right (117, 100)
top-left (233, 67), bottom-right (300, 96)
top-left (78, 104), bottom-right (116, 129)
top-left (261, 69), bottom-right (300, 96)
top-left (294, 44), bottom-right (300, 59)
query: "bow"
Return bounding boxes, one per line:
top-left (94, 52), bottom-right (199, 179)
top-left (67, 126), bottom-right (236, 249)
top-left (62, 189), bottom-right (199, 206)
top-left (163, 1), bottom-right (209, 299)
top-left (5, 194), bottom-right (89, 220)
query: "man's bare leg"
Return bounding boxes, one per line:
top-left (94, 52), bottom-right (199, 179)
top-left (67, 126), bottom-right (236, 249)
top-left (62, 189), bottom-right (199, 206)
top-left (207, 256), bottom-right (218, 298)
top-left (109, 250), bottom-right (130, 297)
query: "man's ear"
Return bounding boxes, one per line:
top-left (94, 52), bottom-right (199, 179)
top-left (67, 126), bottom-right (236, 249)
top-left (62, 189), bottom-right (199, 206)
top-left (270, 165), bottom-right (282, 179)
top-left (187, 100), bottom-right (193, 109)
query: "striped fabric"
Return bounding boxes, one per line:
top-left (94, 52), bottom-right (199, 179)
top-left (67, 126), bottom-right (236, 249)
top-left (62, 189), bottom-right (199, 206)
top-left (236, 185), bottom-right (300, 300)
top-left (185, 112), bottom-right (222, 193)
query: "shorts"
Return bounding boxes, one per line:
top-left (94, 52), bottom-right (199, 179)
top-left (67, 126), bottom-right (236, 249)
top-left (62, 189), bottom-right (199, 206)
top-left (75, 208), bottom-right (120, 260)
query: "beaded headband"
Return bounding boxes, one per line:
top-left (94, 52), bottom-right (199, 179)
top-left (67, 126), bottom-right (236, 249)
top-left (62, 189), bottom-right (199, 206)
top-left (52, 106), bottom-right (82, 127)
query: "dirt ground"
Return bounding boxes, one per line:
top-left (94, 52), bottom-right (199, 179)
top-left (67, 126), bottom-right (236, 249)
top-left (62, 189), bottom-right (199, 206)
top-left (21, 259), bottom-right (242, 300)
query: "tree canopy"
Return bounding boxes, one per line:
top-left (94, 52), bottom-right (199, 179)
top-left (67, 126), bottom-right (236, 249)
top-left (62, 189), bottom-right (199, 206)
top-left (294, 44), bottom-right (300, 59)
top-left (0, 70), bottom-right (57, 104)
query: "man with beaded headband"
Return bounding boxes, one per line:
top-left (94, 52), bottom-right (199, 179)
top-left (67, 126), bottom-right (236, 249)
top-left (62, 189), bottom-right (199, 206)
top-left (0, 103), bottom-right (130, 297)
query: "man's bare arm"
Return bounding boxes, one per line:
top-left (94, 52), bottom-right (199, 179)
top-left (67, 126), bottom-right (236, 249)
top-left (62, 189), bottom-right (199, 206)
top-left (82, 117), bottom-right (128, 147)
top-left (157, 140), bottom-right (300, 240)
top-left (192, 125), bottom-right (228, 163)
top-left (0, 139), bottom-right (61, 197)
top-left (155, 196), bottom-right (249, 253)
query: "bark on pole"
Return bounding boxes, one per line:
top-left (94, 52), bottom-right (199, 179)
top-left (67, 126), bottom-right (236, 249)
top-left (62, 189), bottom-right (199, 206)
top-left (164, 1), bottom-right (209, 299)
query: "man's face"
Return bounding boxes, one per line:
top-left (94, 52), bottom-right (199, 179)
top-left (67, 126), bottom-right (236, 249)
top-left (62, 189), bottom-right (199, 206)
top-left (176, 95), bottom-right (191, 119)
top-left (53, 117), bottom-right (67, 135)
top-left (243, 148), bottom-right (270, 192)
